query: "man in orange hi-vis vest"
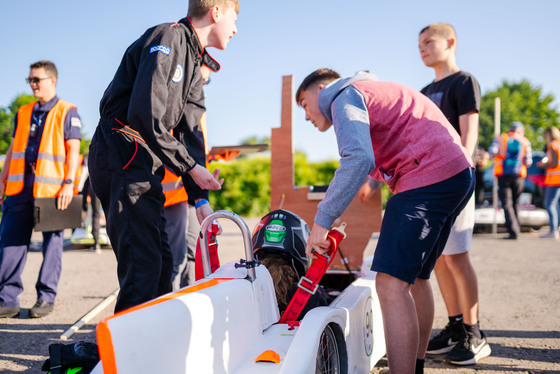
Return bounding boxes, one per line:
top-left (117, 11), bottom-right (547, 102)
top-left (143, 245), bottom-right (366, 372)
top-left (489, 121), bottom-right (533, 240)
top-left (0, 61), bottom-right (82, 319)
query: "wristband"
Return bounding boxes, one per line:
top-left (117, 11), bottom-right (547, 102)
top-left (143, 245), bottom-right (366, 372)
top-left (194, 199), bottom-right (209, 209)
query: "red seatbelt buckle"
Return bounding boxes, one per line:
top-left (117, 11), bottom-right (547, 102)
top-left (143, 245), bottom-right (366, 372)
top-left (297, 276), bottom-right (319, 295)
top-left (316, 252), bottom-right (331, 264)
top-left (311, 249), bottom-right (331, 264)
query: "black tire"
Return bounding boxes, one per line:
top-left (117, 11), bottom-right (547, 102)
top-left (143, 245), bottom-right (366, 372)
top-left (315, 324), bottom-right (342, 374)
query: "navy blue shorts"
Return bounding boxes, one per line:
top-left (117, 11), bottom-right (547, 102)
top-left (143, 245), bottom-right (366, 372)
top-left (371, 168), bottom-right (475, 284)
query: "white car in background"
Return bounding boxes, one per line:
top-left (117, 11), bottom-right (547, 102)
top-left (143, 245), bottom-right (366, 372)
top-left (474, 200), bottom-right (549, 232)
top-left (475, 151), bottom-right (550, 233)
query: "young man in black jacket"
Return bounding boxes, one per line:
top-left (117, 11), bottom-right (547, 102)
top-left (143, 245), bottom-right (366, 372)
top-left (88, 0), bottom-right (239, 313)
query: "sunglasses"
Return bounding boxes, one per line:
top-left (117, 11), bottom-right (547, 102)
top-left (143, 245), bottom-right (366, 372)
top-left (25, 77), bottom-right (51, 84)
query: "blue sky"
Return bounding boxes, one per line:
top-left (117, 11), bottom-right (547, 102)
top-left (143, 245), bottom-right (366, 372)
top-left (1, 1), bottom-right (559, 161)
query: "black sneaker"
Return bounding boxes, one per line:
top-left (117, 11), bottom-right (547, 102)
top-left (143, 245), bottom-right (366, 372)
top-left (426, 322), bottom-right (465, 354)
top-left (29, 300), bottom-right (55, 318)
top-left (446, 330), bottom-right (491, 365)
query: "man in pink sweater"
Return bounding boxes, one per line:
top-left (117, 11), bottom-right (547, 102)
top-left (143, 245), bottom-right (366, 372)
top-left (297, 68), bottom-right (474, 374)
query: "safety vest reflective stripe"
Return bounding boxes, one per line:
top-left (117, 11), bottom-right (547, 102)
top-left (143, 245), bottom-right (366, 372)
top-left (545, 140), bottom-right (560, 186)
top-left (162, 179), bottom-right (183, 192)
top-left (35, 175), bottom-right (66, 185)
top-left (37, 152), bottom-right (66, 163)
top-left (5, 99), bottom-right (80, 198)
top-left (11, 151), bottom-right (25, 159)
top-left (7, 174), bottom-right (24, 182)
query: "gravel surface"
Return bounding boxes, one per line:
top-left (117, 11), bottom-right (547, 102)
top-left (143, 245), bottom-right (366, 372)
top-left (0, 218), bottom-right (558, 373)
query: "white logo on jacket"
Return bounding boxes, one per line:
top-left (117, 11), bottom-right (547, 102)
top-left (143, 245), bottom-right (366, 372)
top-left (149, 45), bottom-right (171, 55)
top-left (172, 64), bottom-right (183, 83)
top-left (71, 117), bottom-right (82, 129)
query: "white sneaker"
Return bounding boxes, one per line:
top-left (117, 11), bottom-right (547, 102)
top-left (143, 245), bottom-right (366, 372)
top-left (540, 231), bottom-right (559, 239)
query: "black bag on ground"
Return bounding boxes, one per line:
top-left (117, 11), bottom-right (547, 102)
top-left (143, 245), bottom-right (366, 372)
top-left (41, 341), bottom-right (99, 374)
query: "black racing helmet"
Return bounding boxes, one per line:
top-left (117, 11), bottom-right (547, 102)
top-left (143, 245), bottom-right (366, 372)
top-left (252, 209), bottom-right (311, 278)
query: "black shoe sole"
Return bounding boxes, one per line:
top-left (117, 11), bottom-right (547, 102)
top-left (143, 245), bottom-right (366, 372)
top-left (29, 311), bottom-right (52, 318)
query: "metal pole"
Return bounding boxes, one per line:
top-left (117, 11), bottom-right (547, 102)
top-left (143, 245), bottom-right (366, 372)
top-left (60, 288), bottom-right (119, 340)
top-left (200, 211), bottom-right (256, 282)
top-left (492, 97), bottom-right (501, 236)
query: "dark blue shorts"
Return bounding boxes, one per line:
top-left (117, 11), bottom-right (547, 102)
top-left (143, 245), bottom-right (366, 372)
top-left (371, 168), bottom-right (474, 284)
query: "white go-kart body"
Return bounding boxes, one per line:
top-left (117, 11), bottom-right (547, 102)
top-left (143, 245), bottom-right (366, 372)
top-left (91, 211), bottom-right (385, 374)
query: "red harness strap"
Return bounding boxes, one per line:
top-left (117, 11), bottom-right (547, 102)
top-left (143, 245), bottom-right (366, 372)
top-left (279, 223), bottom-right (347, 323)
top-left (195, 223), bottom-right (221, 281)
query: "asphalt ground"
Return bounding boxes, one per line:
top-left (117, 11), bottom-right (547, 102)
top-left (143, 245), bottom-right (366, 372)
top-left (0, 217), bottom-right (559, 373)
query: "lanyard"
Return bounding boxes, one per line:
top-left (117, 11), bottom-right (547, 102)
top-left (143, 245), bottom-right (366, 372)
top-left (30, 110), bottom-right (46, 139)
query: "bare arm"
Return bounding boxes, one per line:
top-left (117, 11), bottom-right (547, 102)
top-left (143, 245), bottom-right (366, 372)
top-left (459, 110), bottom-right (479, 157)
top-left (357, 175), bottom-right (382, 203)
top-left (306, 223), bottom-right (331, 259)
top-left (57, 138), bottom-right (80, 210)
top-left (538, 146), bottom-right (559, 169)
top-left (549, 147), bottom-right (559, 168)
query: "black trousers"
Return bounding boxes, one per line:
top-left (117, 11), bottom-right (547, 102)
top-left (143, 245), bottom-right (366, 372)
top-left (88, 120), bottom-right (172, 312)
top-left (82, 178), bottom-right (101, 246)
top-left (497, 174), bottom-right (525, 238)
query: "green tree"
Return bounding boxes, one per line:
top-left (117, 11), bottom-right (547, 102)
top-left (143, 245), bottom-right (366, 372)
top-left (0, 94), bottom-right (35, 153)
top-left (0, 93), bottom-right (91, 156)
top-left (208, 152), bottom-right (343, 216)
top-left (479, 80), bottom-right (559, 151)
top-left (240, 135), bottom-right (270, 146)
top-left (293, 151), bottom-right (338, 187)
top-left (81, 137), bottom-right (91, 155)
top-left (0, 108), bottom-right (11, 154)
top-left (209, 155), bottom-right (271, 216)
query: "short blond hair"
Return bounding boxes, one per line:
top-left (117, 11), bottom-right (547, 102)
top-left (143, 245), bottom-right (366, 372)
top-left (188, 0), bottom-right (239, 19)
top-left (544, 126), bottom-right (560, 142)
top-left (420, 22), bottom-right (457, 43)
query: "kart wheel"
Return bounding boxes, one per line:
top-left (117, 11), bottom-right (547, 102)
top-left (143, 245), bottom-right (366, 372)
top-left (316, 324), bottom-right (341, 374)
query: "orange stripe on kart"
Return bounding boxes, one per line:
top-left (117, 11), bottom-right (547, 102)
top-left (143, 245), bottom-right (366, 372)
top-left (97, 320), bottom-right (117, 374)
top-left (97, 278), bottom-right (233, 374)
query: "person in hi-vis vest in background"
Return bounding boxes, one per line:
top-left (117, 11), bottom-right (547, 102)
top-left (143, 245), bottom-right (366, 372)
top-left (164, 65), bottom-right (213, 289)
top-left (489, 121), bottom-right (533, 239)
top-left (0, 61), bottom-right (82, 319)
top-left (536, 126), bottom-right (560, 239)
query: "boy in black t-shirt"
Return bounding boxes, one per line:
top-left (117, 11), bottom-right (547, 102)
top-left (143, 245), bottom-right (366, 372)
top-left (418, 23), bottom-right (491, 367)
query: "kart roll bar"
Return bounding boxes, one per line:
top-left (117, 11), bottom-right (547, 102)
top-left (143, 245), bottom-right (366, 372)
top-left (199, 210), bottom-right (257, 282)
